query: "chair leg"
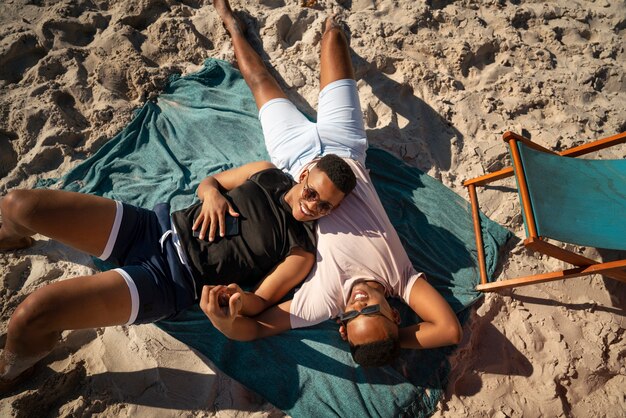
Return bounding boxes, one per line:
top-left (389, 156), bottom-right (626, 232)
top-left (476, 259), bottom-right (626, 291)
top-left (467, 184), bottom-right (488, 286)
top-left (525, 237), bottom-right (626, 282)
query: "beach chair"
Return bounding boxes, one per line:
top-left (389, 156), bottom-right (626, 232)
top-left (464, 131), bottom-right (626, 291)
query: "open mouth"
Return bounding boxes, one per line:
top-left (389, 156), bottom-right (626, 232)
top-left (350, 289), bottom-right (369, 304)
top-left (299, 200), bottom-right (315, 217)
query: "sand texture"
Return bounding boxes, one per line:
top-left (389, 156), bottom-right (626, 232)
top-left (1, 0), bottom-right (625, 416)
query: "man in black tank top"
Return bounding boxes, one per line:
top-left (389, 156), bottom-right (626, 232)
top-left (171, 159), bottom-right (354, 302)
top-left (0, 156), bottom-right (356, 392)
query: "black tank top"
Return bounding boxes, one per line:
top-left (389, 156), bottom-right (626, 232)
top-left (171, 168), bottom-right (316, 290)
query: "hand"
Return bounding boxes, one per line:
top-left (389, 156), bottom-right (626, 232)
top-left (199, 285), bottom-right (243, 336)
top-left (192, 189), bottom-right (239, 241)
top-left (214, 283), bottom-right (244, 308)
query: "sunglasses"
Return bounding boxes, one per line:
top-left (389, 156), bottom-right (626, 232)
top-left (302, 174), bottom-right (334, 215)
top-left (339, 304), bottom-right (387, 324)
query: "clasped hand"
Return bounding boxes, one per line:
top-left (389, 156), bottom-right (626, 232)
top-left (192, 189), bottom-right (239, 241)
top-left (199, 284), bottom-right (244, 334)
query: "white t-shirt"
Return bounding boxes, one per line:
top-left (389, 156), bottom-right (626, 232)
top-left (289, 159), bottom-right (423, 328)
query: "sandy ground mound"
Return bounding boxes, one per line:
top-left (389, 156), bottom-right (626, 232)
top-left (1, 0), bottom-right (624, 416)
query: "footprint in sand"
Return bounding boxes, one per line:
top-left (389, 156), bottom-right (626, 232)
top-left (10, 361), bottom-right (87, 416)
top-left (0, 132), bottom-right (19, 179)
top-left (276, 13), bottom-right (316, 48)
top-left (0, 33), bottom-right (47, 85)
top-left (40, 19), bottom-right (98, 49)
top-left (119, 2), bottom-right (171, 32)
top-left (2, 259), bottom-right (33, 294)
top-left (34, 54), bottom-right (67, 81)
top-left (457, 40), bottom-right (501, 78)
top-left (24, 146), bottom-right (64, 175)
top-left (52, 90), bottom-right (89, 129)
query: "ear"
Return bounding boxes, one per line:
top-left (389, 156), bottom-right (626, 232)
top-left (391, 308), bottom-right (401, 325)
top-left (298, 169), bottom-right (309, 183)
top-left (338, 323), bottom-right (348, 341)
top-left (332, 196), bottom-right (344, 209)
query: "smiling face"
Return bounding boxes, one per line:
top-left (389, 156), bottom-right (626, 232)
top-left (284, 168), bottom-right (346, 222)
top-left (338, 281), bottom-right (400, 347)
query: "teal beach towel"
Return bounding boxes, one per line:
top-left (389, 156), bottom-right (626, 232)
top-left (55, 59), bottom-right (511, 417)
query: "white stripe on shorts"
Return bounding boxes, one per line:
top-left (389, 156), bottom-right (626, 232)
top-left (114, 268), bottom-right (139, 325)
top-left (99, 200), bottom-right (123, 260)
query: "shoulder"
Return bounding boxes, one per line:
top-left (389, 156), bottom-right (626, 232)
top-left (289, 266), bottom-right (343, 328)
top-left (249, 167), bottom-right (294, 191)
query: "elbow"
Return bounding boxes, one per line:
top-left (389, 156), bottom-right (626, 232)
top-left (229, 328), bottom-right (261, 343)
top-left (432, 316), bottom-right (462, 347)
top-left (445, 320), bottom-right (463, 345)
top-left (232, 335), bottom-right (254, 343)
top-left (228, 333), bottom-right (256, 343)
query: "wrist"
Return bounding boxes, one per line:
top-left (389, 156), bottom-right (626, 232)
top-left (199, 186), bottom-right (220, 201)
top-left (239, 291), bottom-right (249, 312)
top-left (197, 177), bottom-right (220, 199)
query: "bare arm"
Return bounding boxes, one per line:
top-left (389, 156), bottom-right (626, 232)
top-left (197, 161), bottom-right (276, 195)
top-left (200, 287), bottom-right (294, 341)
top-left (193, 161), bottom-right (275, 240)
top-left (208, 247), bottom-right (314, 317)
top-left (241, 247), bottom-right (314, 316)
top-left (398, 276), bottom-right (463, 349)
top-left (199, 247), bottom-right (313, 339)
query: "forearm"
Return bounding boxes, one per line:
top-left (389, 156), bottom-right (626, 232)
top-left (201, 285), bottom-right (293, 342)
top-left (398, 320), bottom-right (462, 349)
top-left (220, 315), bottom-right (263, 342)
top-left (402, 276), bottom-right (463, 349)
top-left (239, 292), bottom-right (270, 317)
top-left (196, 176), bottom-right (222, 200)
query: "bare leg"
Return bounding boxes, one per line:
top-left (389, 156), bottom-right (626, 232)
top-left (1, 269), bottom-right (131, 390)
top-left (0, 189), bottom-right (116, 255)
top-left (320, 15), bottom-right (354, 91)
top-left (214, 0), bottom-right (287, 109)
top-left (0, 188), bottom-right (124, 389)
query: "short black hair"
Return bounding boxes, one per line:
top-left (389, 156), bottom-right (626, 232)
top-left (315, 154), bottom-right (356, 195)
top-left (350, 337), bottom-right (401, 367)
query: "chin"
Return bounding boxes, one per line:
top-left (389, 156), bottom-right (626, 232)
top-left (293, 210), bottom-right (307, 222)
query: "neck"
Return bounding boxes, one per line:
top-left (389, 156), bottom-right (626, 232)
top-left (283, 187), bottom-right (295, 209)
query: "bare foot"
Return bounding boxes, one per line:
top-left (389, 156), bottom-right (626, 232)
top-left (213, 0), bottom-right (246, 35)
top-left (325, 14), bottom-right (342, 33)
top-left (0, 365), bottom-right (35, 395)
top-left (0, 224), bottom-right (34, 251)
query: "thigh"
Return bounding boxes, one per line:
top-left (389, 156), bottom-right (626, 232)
top-left (27, 269), bottom-right (132, 331)
top-left (13, 189), bottom-right (117, 257)
top-left (316, 79), bottom-right (367, 163)
top-left (259, 98), bottom-right (320, 176)
top-left (319, 27), bottom-right (354, 91)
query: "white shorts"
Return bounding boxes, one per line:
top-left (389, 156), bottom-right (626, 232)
top-left (258, 79), bottom-right (367, 179)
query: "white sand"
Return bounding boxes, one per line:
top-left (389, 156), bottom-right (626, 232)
top-left (1, 0), bottom-right (625, 416)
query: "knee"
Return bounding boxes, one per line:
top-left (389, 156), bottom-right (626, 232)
top-left (9, 289), bottom-right (57, 338)
top-left (247, 72), bottom-right (276, 92)
top-left (1, 189), bottom-right (38, 225)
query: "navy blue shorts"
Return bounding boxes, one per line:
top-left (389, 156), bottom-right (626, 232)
top-left (100, 202), bottom-right (196, 324)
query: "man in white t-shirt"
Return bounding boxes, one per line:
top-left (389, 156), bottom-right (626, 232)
top-left (203, 0), bottom-right (462, 367)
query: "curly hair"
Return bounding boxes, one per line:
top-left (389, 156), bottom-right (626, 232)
top-left (315, 154), bottom-right (357, 196)
top-left (350, 336), bottom-right (401, 367)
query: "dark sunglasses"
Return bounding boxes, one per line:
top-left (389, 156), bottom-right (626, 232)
top-left (338, 304), bottom-right (384, 324)
top-left (302, 175), bottom-right (334, 215)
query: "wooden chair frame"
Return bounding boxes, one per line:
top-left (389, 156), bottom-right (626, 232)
top-left (464, 131), bottom-right (626, 292)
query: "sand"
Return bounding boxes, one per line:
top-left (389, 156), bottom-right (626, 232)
top-left (1, 0), bottom-right (625, 416)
